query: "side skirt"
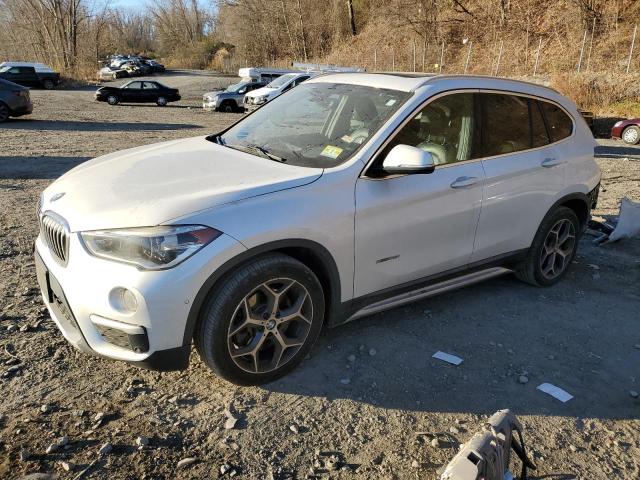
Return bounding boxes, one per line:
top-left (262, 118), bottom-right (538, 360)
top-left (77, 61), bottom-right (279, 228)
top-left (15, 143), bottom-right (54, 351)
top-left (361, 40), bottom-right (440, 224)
top-left (345, 267), bottom-right (511, 323)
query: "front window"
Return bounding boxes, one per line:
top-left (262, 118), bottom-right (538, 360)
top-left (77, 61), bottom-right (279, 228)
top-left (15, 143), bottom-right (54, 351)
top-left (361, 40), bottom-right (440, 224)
top-left (214, 83), bottom-right (411, 168)
top-left (124, 81), bottom-right (142, 89)
top-left (266, 73), bottom-right (298, 88)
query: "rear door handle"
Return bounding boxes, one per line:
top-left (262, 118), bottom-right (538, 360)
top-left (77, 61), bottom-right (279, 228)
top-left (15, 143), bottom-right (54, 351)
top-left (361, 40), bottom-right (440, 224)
top-left (450, 176), bottom-right (480, 188)
top-left (541, 157), bottom-right (566, 168)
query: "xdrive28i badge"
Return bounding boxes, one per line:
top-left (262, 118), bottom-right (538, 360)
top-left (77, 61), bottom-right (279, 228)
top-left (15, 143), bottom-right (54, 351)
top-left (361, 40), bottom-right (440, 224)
top-left (50, 192), bottom-right (65, 202)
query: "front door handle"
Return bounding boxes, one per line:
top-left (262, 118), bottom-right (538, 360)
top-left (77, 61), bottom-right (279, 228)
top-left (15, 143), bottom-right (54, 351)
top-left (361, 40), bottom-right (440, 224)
top-left (450, 176), bottom-right (480, 189)
top-left (541, 157), bottom-right (566, 168)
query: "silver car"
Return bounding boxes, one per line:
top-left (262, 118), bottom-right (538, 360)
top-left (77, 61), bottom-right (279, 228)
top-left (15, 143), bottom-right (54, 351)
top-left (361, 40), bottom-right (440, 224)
top-left (203, 81), bottom-right (265, 112)
top-left (0, 78), bottom-right (33, 122)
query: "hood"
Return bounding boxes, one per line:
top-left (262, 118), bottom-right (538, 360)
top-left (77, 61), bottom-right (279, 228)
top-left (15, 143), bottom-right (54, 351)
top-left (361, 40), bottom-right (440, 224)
top-left (41, 136), bottom-right (323, 232)
top-left (246, 86), bottom-right (278, 97)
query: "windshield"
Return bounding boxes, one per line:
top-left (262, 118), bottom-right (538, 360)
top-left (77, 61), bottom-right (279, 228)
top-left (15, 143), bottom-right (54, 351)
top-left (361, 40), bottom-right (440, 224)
top-left (266, 73), bottom-right (298, 88)
top-left (225, 82), bottom-right (248, 93)
top-left (215, 82), bottom-right (411, 168)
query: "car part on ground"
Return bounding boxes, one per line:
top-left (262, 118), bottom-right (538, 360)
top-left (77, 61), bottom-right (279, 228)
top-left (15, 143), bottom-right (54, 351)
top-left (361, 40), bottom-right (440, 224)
top-left (36, 73), bottom-right (600, 384)
top-left (0, 78), bottom-right (33, 122)
top-left (440, 409), bottom-right (536, 480)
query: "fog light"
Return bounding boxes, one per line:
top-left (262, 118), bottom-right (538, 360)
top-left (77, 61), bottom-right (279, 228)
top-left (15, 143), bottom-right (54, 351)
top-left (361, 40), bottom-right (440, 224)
top-left (110, 287), bottom-right (138, 313)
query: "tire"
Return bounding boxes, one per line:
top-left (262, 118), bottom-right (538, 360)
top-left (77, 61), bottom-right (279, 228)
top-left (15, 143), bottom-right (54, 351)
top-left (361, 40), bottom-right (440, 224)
top-left (220, 101), bottom-right (235, 113)
top-left (106, 94), bottom-right (119, 105)
top-left (42, 79), bottom-right (55, 90)
top-left (195, 253), bottom-right (325, 385)
top-left (621, 125), bottom-right (640, 145)
top-left (156, 96), bottom-right (167, 107)
top-left (0, 102), bottom-right (9, 123)
top-left (515, 206), bottom-right (581, 287)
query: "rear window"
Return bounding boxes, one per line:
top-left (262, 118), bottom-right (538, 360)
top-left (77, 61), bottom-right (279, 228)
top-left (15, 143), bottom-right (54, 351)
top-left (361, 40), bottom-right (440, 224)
top-left (540, 101), bottom-right (573, 142)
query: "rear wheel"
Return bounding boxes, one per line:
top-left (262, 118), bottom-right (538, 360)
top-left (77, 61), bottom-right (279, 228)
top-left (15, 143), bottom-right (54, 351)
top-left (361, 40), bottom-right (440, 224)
top-left (621, 125), bottom-right (640, 145)
top-left (515, 207), bottom-right (580, 287)
top-left (106, 94), bottom-right (119, 105)
top-left (195, 253), bottom-right (325, 385)
top-left (0, 103), bottom-right (10, 122)
top-left (156, 96), bottom-right (167, 106)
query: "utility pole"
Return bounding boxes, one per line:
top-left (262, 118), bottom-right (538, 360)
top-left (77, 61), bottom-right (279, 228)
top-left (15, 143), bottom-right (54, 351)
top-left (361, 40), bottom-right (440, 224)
top-left (627, 24), bottom-right (637, 74)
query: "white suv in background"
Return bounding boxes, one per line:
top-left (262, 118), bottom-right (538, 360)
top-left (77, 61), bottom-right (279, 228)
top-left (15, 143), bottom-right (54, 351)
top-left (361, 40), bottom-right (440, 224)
top-left (243, 72), bottom-right (315, 110)
top-left (35, 73), bottom-right (600, 385)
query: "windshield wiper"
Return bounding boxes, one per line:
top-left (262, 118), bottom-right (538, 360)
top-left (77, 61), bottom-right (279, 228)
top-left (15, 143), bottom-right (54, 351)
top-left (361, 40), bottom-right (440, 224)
top-left (226, 144), bottom-right (287, 163)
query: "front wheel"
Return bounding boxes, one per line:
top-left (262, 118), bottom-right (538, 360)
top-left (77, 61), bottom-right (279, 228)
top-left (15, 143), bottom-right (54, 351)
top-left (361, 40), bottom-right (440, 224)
top-left (106, 94), bottom-right (119, 105)
top-left (622, 125), bottom-right (640, 145)
top-left (515, 206), bottom-right (580, 287)
top-left (42, 79), bottom-right (55, 90)
top-left (195, 253), bottom-right (325, 385)
top-left (156, 96), bottom-right (167, 106)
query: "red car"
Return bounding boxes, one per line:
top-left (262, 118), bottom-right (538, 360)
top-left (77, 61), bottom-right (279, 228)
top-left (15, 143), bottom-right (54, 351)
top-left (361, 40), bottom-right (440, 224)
top-left (611, 118), bottom-right (640, 145)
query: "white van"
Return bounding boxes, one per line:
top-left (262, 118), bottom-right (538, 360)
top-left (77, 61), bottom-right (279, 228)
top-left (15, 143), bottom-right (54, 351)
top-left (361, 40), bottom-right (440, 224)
top-left (244, 72), bottom-right (316, 111)
top-left (238, 67), bottom-right (296, 84)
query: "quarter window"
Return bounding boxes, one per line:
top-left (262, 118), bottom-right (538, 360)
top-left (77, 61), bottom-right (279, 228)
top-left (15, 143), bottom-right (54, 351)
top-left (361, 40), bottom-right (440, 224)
top-left (482, 93), bottom-right (530, 156)
top-left (383, 92), bottom-right (480, 166)
top-left (530, 100), bottom-right (550, 148)
top-left (540, 101), bottom-right (573, 142)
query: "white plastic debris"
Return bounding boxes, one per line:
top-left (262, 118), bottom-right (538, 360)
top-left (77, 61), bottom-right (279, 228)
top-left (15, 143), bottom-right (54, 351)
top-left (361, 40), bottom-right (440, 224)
top-left (432, 351), bottom-right (463, 366)
top-left (537, 383), bottom-right (573, 403)
top-left (607, 198), bottom-right (640, 242)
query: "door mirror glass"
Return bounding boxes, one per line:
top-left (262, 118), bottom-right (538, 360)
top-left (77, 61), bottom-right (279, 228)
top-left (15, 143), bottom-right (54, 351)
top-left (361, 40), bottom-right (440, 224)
top-left (382, 145), bottom-right (435, 175)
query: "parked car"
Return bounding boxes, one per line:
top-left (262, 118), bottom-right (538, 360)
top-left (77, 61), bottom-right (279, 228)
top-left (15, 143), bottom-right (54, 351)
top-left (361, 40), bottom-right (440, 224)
top-left (0, 78), bottom-right (33, 122)
top-left (97, 66), bottom-right (128, 81)
top-left (611, 118), bottom-right (640, 145)
top-left (203, 80), bottom-right (266, 112)
top-left (95, 80), bottom-right (180, 106)
top-left (145, 60), bottom-right (165, 73)
top-left (244, 72), bottom-right (315, 111)
top-left (35, 73), bottom-right (600, 385)
top-left (0, 65), bottom-right (60, 89)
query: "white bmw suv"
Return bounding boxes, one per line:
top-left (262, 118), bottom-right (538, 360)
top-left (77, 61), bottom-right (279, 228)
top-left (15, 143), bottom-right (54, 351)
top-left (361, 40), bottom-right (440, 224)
top-left (35, 73), bottom-right (600, 385)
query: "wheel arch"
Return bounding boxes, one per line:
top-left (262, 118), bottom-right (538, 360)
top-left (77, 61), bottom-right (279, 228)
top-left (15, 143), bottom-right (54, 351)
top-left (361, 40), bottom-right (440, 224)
top-left (182, 239), bottom-right (342, 346)
top-left (548, 192), bottom-right (590, 232)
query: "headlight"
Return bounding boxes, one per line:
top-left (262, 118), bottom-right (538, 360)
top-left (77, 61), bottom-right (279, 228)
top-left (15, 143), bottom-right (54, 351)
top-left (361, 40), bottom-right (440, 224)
top-left (80, 225), bottom-right (221, 270)
top-left (614, 121), bottom-right (623, 127)
top-left (255, 95), bottom-right (268, 104)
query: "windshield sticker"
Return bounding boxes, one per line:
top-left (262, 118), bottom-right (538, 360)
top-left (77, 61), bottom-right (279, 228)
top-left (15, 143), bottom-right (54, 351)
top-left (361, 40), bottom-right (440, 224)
top-left (385, 99), bottom-right (397, 106)
top-left (320, 145), bottom-right (343, 159)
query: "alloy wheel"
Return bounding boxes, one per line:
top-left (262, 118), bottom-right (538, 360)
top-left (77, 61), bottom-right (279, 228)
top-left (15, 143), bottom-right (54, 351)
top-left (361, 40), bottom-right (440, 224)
top-left (539, 218), bottom-right (576, 280)
top-left (622, 127), bottom-right (639, 144)
top-left (227, 278), bottom-right (313, 374)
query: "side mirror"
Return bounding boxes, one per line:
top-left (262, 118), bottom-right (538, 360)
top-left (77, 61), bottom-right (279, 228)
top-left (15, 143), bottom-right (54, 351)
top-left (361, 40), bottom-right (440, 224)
top-left (382, 144), bottom-right (435, 175)
top-left (238, 89), bottom-right (246, 94)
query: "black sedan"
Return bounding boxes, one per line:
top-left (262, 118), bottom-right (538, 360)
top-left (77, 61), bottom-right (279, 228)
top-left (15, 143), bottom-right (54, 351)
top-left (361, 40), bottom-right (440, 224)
top-left (95, 80), bottom-right (180, 106)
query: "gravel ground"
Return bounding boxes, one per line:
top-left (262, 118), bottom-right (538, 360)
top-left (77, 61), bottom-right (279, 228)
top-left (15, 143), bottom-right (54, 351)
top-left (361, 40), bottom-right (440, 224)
top-left (1, 72), bottom-right (639, 479)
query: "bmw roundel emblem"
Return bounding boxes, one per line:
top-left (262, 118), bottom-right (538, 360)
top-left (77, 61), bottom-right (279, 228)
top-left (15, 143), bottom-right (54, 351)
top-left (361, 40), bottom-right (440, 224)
top-left (50, 192), bottom-right (66, 202)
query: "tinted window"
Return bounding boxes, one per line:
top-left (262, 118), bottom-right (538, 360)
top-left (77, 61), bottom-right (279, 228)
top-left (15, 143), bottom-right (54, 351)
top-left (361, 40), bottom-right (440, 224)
top-left (385, 93), bottom-right (479, 166)
top-left (540, 101), bottom-right (573, 142)
top-left (482, 94), bottom-right (530, 156)
top-left (142, 82), bottom-right (158, 89)
top-left (530, 100), bottom-right (549, 147)
top-left (124, 82), bottom-right (142, 89)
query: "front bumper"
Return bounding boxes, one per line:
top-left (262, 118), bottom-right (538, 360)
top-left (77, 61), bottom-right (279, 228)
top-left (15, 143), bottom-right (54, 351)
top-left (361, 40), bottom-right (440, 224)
top-left (34, 227), bottom-right (246, 371)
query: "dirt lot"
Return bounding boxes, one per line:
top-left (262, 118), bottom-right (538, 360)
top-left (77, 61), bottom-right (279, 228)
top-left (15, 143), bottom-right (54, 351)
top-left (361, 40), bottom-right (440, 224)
top-left (1, 71), bottom-right (639, 480)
